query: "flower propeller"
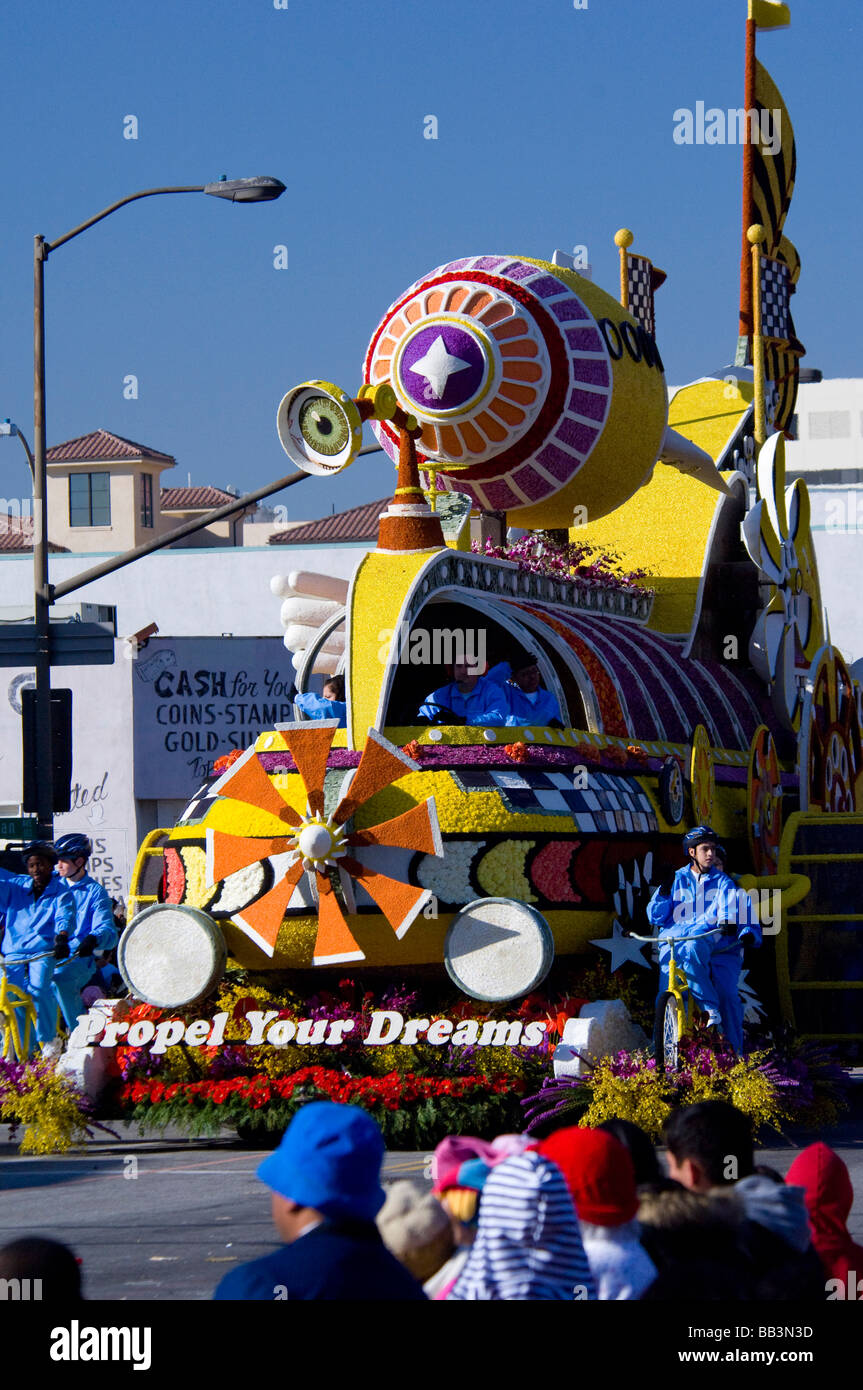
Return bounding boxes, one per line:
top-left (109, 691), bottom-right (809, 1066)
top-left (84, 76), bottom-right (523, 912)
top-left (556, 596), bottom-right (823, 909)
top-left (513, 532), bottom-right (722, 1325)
top-left (205, 722), bottom-right (442, 966)
top-left (742, 431), bottom-right (824, 728)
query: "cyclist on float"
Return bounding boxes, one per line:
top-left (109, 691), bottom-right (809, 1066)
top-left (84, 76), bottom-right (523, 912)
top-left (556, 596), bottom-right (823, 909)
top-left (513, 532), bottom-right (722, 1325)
top-left (52, 834), bottom-right (118, 1031)
top-left (0, 842), bottom-right (75, 1055)
top-left (646, 825), bottom-right (761, 1053)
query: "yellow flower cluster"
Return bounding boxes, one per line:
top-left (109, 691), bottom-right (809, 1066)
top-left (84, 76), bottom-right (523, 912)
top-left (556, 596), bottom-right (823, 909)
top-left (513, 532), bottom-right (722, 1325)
top-left (1, 1064), bottom-right (93, 1154)
top-left (476, 839), bottom-right (537, 901)
top-left (580, 1049), bottom-right (794, 1142)
top-left (581, 1056), bottom-right (674, 1140)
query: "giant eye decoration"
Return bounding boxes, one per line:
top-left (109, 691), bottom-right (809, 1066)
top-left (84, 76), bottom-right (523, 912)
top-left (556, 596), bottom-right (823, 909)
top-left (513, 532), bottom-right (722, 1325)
top-left (276, 380), bottom-right (363, 475)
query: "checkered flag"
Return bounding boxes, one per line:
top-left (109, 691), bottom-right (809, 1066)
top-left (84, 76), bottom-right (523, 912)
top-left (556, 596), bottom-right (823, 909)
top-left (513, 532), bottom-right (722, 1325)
top-left (760, 255), bottom-right (791, 342)
top-left (626, 254), bottom-right (665, 337)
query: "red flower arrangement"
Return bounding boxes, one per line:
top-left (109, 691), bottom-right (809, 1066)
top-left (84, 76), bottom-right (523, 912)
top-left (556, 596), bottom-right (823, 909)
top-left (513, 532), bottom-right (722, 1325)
top-left (401, 740), bottom-right (423, 760)
top-left (120, 1067), bottom-right (525, 1114)
top-left (213, 749), bottom-right (243, 775)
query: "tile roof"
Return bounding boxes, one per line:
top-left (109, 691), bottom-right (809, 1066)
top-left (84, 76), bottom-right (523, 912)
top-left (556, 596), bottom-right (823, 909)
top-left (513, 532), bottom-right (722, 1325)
top-left (47, 429), bottom-right (175, 464)
top-left (160, 485), bottom-right (240, 511)
top-left (0, 515), bottom-right (68, 552)
top-left (268, 497), bottom-right (389, 546)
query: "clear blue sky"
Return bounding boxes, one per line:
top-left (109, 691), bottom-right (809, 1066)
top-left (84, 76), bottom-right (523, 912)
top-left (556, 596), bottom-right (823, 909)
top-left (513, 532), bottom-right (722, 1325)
top-left (0, 0), bottom-right (858, 523)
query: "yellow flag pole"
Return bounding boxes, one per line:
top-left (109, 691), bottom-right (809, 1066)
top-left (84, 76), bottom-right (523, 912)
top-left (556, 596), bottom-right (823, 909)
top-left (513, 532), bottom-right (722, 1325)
top-left (614, 228), bottom-right (634, 309)
top-left (748, 224), bottom-right (768, 447)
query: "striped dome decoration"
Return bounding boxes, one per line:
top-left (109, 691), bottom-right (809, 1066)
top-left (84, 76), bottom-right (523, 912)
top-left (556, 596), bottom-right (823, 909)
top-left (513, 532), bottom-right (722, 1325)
top-left (363, 256), bottom-right (613, 512)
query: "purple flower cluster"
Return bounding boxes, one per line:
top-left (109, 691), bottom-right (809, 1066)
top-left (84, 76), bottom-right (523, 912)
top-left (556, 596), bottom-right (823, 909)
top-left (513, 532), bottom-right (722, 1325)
top-left (470, 534), bottom-right (653, 596)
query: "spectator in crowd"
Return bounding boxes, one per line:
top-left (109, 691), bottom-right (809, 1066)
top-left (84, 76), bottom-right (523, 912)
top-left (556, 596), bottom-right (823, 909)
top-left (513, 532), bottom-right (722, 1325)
top-left (539, 1127), bottom-right (657, 1299)
top-left (213, 1102), bottom-right (425, 1300)
top-left (53, 834), bottom-right (118, 1033)
top-left (662, 1101), bottom-right (827, 1299)
top-left (0, 1237), bottom-right (83, 1301)
top-left (447, 1150), bottom-right (596, 1300)
top-left (0, 843), bottom-right (75, 1056)
top-left (786, 1143), bottom-right (863, 1298)
top-left (637, 1184), bottom-right (744, 1278)
top-left (294, 674), bottom-right (347, 727)
top-left (497, 654), bottom-right (563, 727)
top-left (598, 1117), bottom-right (664, 1187)
top-left (416, 660), bottom-right (508, 726)
top-left (376, 1181), bottom-right (454, 1287)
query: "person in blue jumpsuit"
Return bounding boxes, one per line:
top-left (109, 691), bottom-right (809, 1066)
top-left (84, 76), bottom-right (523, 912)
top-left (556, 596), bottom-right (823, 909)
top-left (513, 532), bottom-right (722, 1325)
top-left (0, 842), bottom-right (75, 1053)
top-left (52, 834), bottom-right (119, 1030)
top-left (496, 655), bottom-right (562, 727)
top-left (294, 675), bottom-right (347, 728)
top-left (646, 826), bottom-right (761, 1053)
top-left (416, 661), bottom-right (509, 725)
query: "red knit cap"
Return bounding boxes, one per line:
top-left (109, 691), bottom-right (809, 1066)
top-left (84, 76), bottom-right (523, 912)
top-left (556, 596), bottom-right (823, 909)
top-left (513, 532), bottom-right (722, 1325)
top-left (539, 1127), bottom-right (638, 1227)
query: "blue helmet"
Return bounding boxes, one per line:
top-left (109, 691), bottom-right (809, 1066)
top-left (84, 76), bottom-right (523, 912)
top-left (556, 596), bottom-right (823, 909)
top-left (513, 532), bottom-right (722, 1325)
top-left (53, 833), bottom-right (92, 861)
top-left (21, 839), bottom-right (57, 866)
top-left (682, 825), bottom-right (718, 852)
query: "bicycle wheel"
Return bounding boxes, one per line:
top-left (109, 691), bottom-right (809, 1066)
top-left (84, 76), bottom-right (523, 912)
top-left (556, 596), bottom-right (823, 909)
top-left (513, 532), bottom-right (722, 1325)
top-left (654, 991), bottom-right (682, 1073)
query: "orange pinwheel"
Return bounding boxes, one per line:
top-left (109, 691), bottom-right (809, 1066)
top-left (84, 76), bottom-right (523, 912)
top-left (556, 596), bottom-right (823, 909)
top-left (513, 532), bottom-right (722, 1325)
top-left (205, 722), bottom-right (442, 965)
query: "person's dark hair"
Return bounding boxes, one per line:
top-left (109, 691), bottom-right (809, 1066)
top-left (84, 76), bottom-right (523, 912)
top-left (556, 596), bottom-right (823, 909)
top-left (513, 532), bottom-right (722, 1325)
top-left (0, 1238), bottom-right (82, 1300)
top-left (323, 674), bottom-right (345, 701)
top-left (598, 1118), bottom-right (663, 1186)
top-left (662, 1101), bottom-right (754, 1186)
top-left (752, 1163), bottom-right (784, 1184)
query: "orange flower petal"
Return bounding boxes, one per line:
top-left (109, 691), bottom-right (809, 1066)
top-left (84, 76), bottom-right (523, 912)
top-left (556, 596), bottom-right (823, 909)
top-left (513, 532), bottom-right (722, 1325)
top-left (280, 723), bottom-right (338, 816)
top-left (207, 830), bottom-right (294, 882)
top-left (213, 747), bottom-right (300, 825)
top-left (313, 875), bottom-right (365, 965)
top-left (348, 799), bottom-right (442, 856)
top-left (232, 859), bottom-right (306, 955)
top-left (340, 856), bottom-right (429, 939)
top-left (333, 730), bottom-right (417, 824)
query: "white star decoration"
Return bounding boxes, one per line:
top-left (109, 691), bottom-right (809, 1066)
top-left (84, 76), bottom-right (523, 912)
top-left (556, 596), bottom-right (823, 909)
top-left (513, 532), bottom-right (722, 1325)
top-left (409, 335), bottom-right (471, 399)
top-left (738, 969), bottom-right (766, 1023)
top-left (591, 920), bottom-right (652, 971)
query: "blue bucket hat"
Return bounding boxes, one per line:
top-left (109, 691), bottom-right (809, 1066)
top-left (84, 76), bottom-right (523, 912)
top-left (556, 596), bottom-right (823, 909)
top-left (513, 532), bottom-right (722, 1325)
top-left (257, 1102), bottom-right (386, 1223)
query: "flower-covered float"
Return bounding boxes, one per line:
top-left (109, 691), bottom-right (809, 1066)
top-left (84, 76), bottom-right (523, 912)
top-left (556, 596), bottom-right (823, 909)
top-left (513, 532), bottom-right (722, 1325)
top-left (73, 12), bottom-right (860, 1150)
top-left (116, 245), bottom-right (862, 1051)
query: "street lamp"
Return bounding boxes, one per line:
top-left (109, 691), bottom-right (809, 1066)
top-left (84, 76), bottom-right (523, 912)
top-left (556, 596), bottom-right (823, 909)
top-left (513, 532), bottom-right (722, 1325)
top-left (31, 176), bottom-right (285, 838)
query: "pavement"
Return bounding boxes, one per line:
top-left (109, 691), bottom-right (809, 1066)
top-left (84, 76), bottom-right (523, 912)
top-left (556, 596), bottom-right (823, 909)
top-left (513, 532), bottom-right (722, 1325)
top-left (2, 1117), bottom-right (863, 1300)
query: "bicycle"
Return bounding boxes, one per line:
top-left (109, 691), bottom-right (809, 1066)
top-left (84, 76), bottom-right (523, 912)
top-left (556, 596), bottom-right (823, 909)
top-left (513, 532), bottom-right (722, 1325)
top-left (627, 926), bottom-right (727, 1072)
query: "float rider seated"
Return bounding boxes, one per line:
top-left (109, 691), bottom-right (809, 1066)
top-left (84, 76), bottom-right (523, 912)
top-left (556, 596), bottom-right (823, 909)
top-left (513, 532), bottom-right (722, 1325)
top-left (495, 653), bottom-right (563, 728)
top-left (416, 660), bottom-right (509, 727)
top-left (294, 675), bottom-right (347, 728)
top-left (646, 825), bottom-right (761, 1053)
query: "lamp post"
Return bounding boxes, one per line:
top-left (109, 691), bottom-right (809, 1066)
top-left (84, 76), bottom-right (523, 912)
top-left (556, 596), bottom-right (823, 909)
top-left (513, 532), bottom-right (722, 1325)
top-left (30, 176), bottom-right (285, 838)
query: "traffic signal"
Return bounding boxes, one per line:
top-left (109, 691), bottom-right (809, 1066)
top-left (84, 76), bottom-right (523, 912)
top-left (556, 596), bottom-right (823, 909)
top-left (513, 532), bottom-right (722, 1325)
top-left (22, 687), bottom-right (72, 815)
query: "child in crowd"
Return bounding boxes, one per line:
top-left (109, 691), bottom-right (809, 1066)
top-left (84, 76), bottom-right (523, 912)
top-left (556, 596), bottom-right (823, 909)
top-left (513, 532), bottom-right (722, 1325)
top-left (447, 1150), bottom-right (596, 1300)
top-left (539, 1127), bottom-right (657, 1299)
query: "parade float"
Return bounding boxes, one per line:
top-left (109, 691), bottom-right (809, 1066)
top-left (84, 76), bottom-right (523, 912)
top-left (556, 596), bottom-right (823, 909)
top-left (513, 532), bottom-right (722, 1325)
top-left (42, 1), bottom-right (858, 1149)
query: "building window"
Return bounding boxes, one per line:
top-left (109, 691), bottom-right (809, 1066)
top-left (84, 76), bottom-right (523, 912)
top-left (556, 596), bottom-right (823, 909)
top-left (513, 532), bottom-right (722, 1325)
top-left (808, 411), bottom-right (850, 440)
top-left (141, 473), bottom-right (154, 528)
top-left (68, 472), bottom-right (111, 527)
